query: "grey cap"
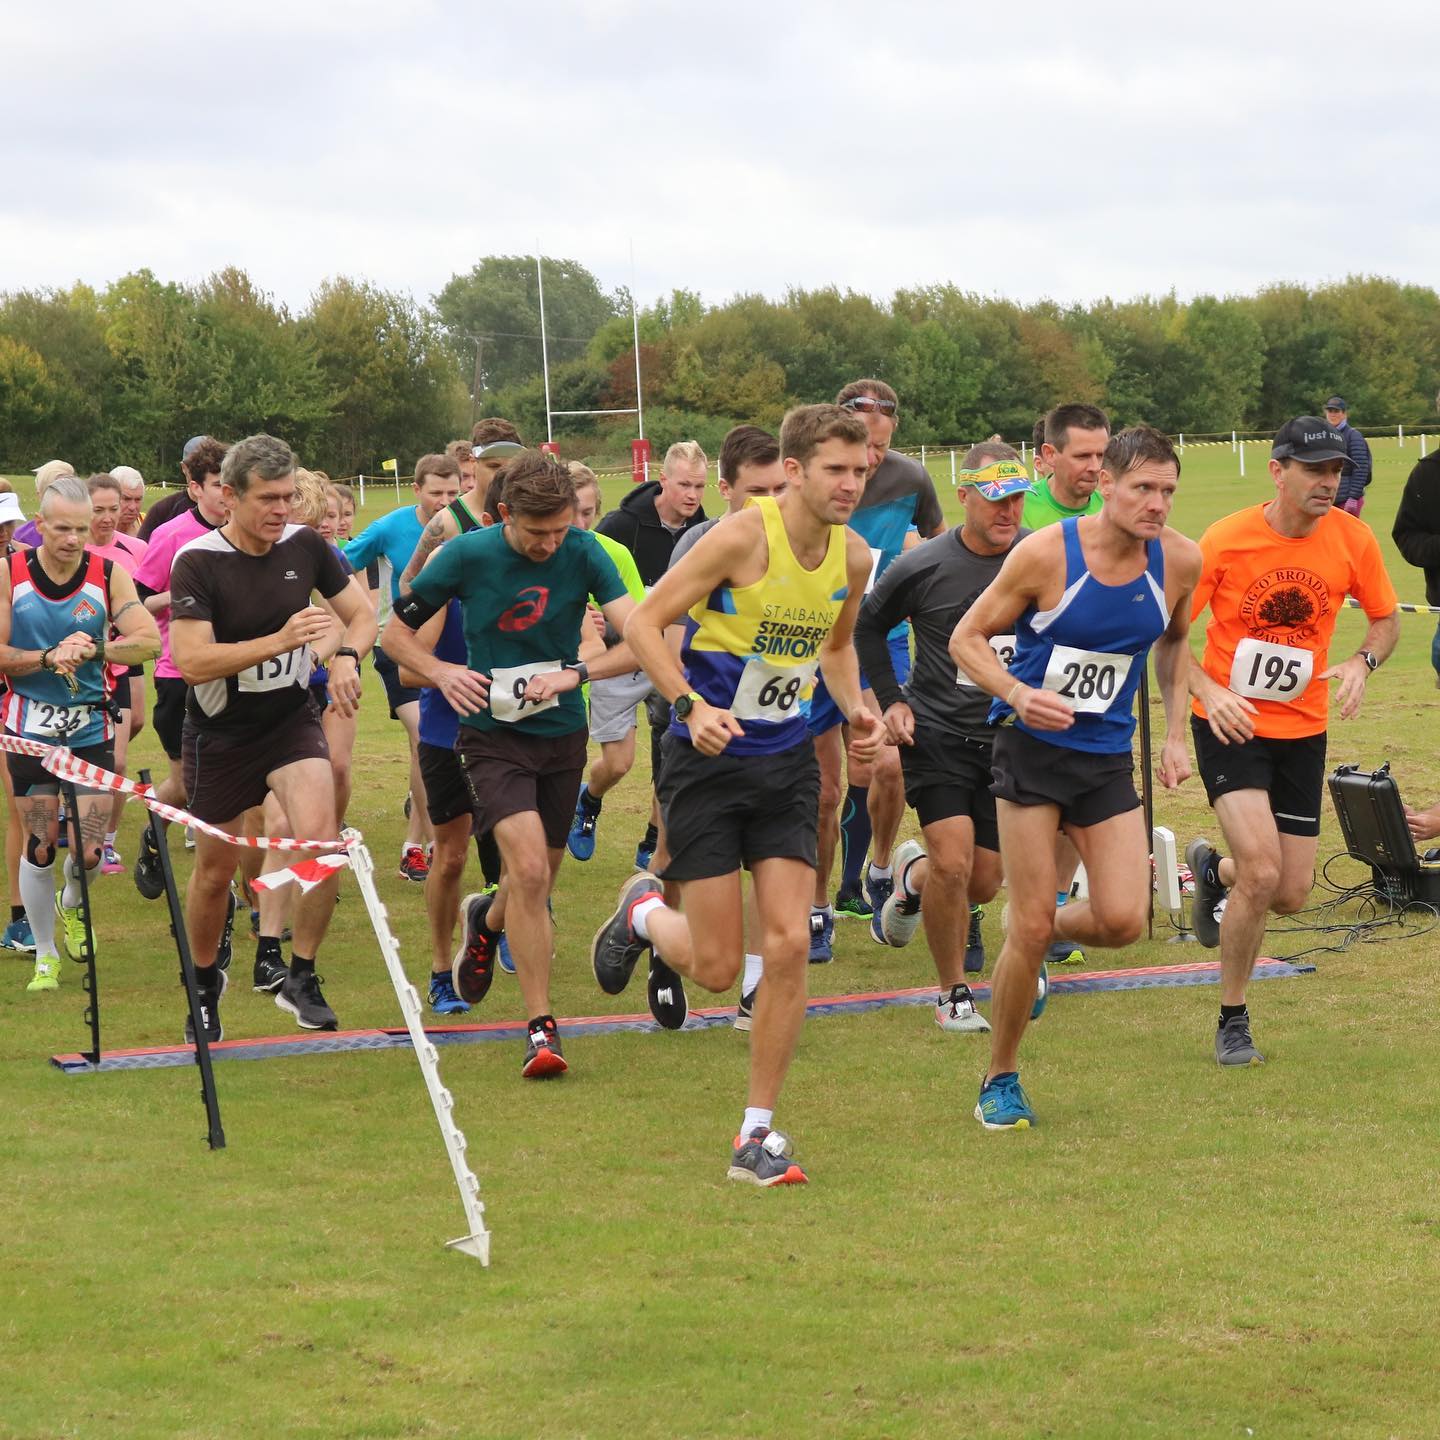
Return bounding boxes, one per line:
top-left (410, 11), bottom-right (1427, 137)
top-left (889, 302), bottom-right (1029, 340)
top-left (181, 435), bottom-right (209, 461)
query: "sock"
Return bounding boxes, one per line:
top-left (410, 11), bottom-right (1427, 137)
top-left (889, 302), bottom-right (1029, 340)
top-left (640, 822), bottom-right (658, 850)
top-left (476, 829), bottom-right (502, 888)
top-left (985, 1070), bottom-right (1018, 1087)
top-left (256, 935), bottom-right (282, 963)
top-left (290, 953), bottom-right (315, 976)
top-left (839, 785), bottom-right (871, 893)
top-left (195, 961), bottom-right (221, 995)
top-left (104, 831), bottom-right (116, 848)
top-left (811, 903), bottom-right (833, 919)
top-left (579, 783), bottom-right (602, 816)
top-left (10, 904), bottom-right (24, 924)
top-left (901, 857), bottom-right (923, 898)
top-left (868, 862), bottom-right (892, 883)
top-left (629, 894), bottom-right (664, 941)
top-left (742, 1106), bottom-right (773, 1138)
top-left (742, 952), bottom-right (764, 993)
top-left (432, 968), bottom-right (453, 986)
top-left (1056, 891), bottom-right (1068, 907)
top-left (62, 856), bottom-right (83, 909)
top-left (19, 859), bottom-right (57, 957)
top-left (1219, 1003), bottom-right (1247, 1026)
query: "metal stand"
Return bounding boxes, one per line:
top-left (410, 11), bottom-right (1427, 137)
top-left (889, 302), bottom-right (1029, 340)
top-left (60, 780), bottom-right (103, 1066)
top-left (1138, 670), bottom-right (1155, 940)
top-left (139, 768), bottom-right (225, 1151)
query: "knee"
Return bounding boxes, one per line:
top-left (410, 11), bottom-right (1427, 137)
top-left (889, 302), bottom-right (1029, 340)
top-left (505, 851), bottom-right (550, 893)
top-left (1236, 854), bottom-right (1282, 903)
top-left (1271, 878), bottom-right (1312, 916)
top-left (928, 855), bottom-right (973, 895)
top-left (81, 843), bottom-right (103, 874)
top-left (1091, 904), bottom-right (1146, 949)
top-left (1009, 912), bottom-right (1054, 955)
top-left (428, 844), bottom-right (466, 884)
top-left (25, 835), bottom-right (54, 868)
top-left (818, 771), bottom-right (842, 814)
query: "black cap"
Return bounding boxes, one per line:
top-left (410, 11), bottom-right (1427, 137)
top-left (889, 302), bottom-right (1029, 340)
top-left (1272, 416), bottom-right (1350, 463)
top-left (1323, 395), bottom-right (1348, 411)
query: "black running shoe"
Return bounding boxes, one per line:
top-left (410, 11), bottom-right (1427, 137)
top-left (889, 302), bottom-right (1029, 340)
top-left (453, 892), bottom-right (497, 1006)
top-left (275, 969), bottom-right (338, 1031)
top-left (184, 968), bottom-right (227, 1045)
top-left (591, 872), bottom-right (659, 995)
top-left (521, 1015), bottom-right (567, 1078)
top-left (734, 989), bottom-right (756, 1033)
top-left (253, 950), bottom-right (288, 994)
top-left (1186, 838), bottom-right (1226, 949)
top-left (216, 887), bottom-right (237, 972)
top-left (647, 956), bottom-right (688, 1030)
top-left (134, 830), bottom-right (164, 902)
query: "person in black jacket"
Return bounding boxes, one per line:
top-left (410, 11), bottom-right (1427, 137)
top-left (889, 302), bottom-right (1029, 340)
top-left (1325, 396), bottom-right (1372, 516)
top-left (1392, 437), bottom-right (1440, 683)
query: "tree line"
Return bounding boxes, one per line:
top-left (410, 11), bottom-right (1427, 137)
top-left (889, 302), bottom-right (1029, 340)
top-left (3, 257), bottom-right (1438, 478)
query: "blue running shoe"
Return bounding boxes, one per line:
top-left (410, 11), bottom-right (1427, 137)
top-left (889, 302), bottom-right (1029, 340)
top-left (1, 916), bottom-right (35, 953)
top-left (808, 909), bottom-right (833, 964)
top-left (964, 905), bottom-right (985, 974)
top-left (975, 1072), bottom-right (1036, 1130)
top-left (634, 838), bottom-right (656, 873)
top-left (497, 932), bottom-right (515, 975)
top-left (567, 787), bottom-right (600, 862)
top-left (428, 971), bottom-right (470, 1016)
top-left (833, 888), bottom-right (872, 919)
top-left (864, 866), bottom-right (894, 923)
top-left (1032, 961), bottom-right (1050, 1021)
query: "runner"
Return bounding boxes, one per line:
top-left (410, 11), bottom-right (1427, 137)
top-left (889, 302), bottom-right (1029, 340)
top-left (382, 452), bottom-right (637, 1077)
top-left (590, 403), bottom-right (883, 1185)
top-left (858, 444), bottom-right (1031, 1032)
top-left (137, 437), bottom-right (208, 541)
top-left (168, 434), bottom-right (375, 1042)
top-left (1185, 416), bottom-right (1397, 1066)
top-left (807, 379), bottom-right (944, 964)
top-left (951, 426), bottom-right (1201, 1129)
top-left (112, 466), bottom-right (147, 538)
top-left (343, 454), bottom-right (462, 881)
top-left (0, 476), bottom-right (161, 994)
top-left (0, 484), bottom-right (34, 954)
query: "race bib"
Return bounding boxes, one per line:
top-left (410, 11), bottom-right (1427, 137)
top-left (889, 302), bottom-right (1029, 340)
top-left (956, 634), bottom-right (1017, 689)
top-left (24, 699), bottom-right (90, 740)
top-left (864, 547), bottom-right (883, 595)
top-left (239, 645), bottom-right (311, 694)
top-left (489, 661), bottom-right (562, 724)
top-left (1229, 638), bottom-right (1313, 702)
top-left (731, 657), bottom-right (815, 723)
top-left (1041, 644), bottom-right (1132, 714)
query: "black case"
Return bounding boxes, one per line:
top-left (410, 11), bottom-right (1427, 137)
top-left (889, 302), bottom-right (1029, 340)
top-left (1327, 763), bottom-right (1440, 905)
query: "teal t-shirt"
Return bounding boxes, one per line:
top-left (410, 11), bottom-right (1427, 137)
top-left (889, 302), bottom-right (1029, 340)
top-left (410, 524), bottom-right (627, 735)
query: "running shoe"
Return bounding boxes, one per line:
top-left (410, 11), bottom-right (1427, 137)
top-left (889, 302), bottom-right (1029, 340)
top-left (727, 1127), bottom-right (807, 1186)
top-left (101, 842), bottom-right (124, 875)
top-left (1215, 1013), bottom-right (1265, 1067)
top-left (2, 916), bottom-right (35, 952)
top-left (497, 932), bottom-right (515, 975)
top-left (734, 989), bottom-right (756, 1033)
top-left (567, 788), bottom-right (600, 862)
top-left (184, 826), bottom-right (195, 850)
top-left (964, 905), bottom-right (985, 974)
top-left (634, 835), bottom-right (656, 873)
top-left (592, 872), bottom-right (659, 995)
top-left (833, 888), bottom-right (872, 919)
top-left (252, 951), bottom-right (289, 994)
top-left (521, 1015), bottom-right (567, 1078)
top-left (428, 972), bottom-right (470, 1016)
top-left (56, 893), bottom-right (92, 964)
top-left (250, 910), bottom-right (292, 944)
top-left (975, 1071), bottom-right (1035, 1130)
top-left (275, 969), bottom-right (338, 1031)
top-left (1186, 838), bottom-right (1226, 949)
top-left (1032, 961), bottom-right (1050, 1021)
top-left (25, 953), bottom-right (61, 994)
top-left (183, 968), bottom-right (227, 1044)
top-left (133, 829), bottom-right (165, 901)
top-left (864, 866), bottom-right (895, 920)
top-left (808, 909), bottom-right (834, 964)
top-left (215, 887), bottom-right (237, 973)
top-left (647, 956), bottom-right (689, 1030)
top-left (453, 892), bottom-right (497, 1006)
top-left (1047, 939), bottom-right (1085, 966)
top-left (935, 983), bottom-right (990, 1033)
top-left (878, 839), bottom-right (925, 947)
top-left (399, 844), bottom-right (429, 883)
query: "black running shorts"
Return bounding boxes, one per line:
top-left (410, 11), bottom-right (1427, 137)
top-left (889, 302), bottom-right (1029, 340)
top-left (418, 740), bottom-right (475, 828)
top-left (989, 726), bottom-right (1140, 829)
top-left (1190, 716), bottom-right (1327, 837)
top-left (153, 676), bottom-right (188, 761)
top-left (456, 725), bottom-right (588, 851)
top-left (899, 729), bottom-right (999, 849)
top-left (182, 701), bottom-right (330, 824)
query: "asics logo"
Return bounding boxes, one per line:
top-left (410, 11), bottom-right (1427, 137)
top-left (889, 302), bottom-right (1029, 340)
top-left (499, 586), bottom-right (550, 632)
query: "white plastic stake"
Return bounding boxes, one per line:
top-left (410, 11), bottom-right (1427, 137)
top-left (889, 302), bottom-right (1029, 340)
top-left (1179, 433), bottom-right (1185, 453)
top-left (1399, 424), bottom-right (1405, 447)
top-left (1232, 430), bottom-right (1237, 452)
top-left (920, 444), bottom-right (927, 467)
top-left (1239, 441), bottom-right (1246, 477)
top-left (1423, 433), bottom-right (1429, 458)
top-left (949, 449), bottom-right (956, 484)
top-left (345, 833), bottom-right (490, 1265)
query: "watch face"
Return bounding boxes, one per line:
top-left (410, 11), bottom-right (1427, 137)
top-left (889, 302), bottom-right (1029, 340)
top-left (674, 694), bottom-right (693, 719)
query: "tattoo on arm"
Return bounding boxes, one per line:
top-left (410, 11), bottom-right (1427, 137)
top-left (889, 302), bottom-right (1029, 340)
top-left (400, 517), bottom-right (447, 591)
top-left (112, 599), bottom-right (142, 624)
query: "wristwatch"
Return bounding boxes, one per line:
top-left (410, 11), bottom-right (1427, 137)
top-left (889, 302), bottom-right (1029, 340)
top-left (1358, 650), bottom-right (1379, 672)
top-left (672, 692), bottom-right (702, 721)
top-left (335, 646), bottom-right (360, 662)
top-left (562, 660), bottom-right (589, 684)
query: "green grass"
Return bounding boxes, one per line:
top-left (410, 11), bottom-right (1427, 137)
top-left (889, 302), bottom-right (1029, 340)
top-left (3, 444), bottom-right (1440, 1438)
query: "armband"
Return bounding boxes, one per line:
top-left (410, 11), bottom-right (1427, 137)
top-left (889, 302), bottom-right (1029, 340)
top-left (392, 592), bottom-right (442, 630)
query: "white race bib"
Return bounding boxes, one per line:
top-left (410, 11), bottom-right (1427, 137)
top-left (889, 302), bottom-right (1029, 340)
top-left (956, 634), bottom-right (1017, 689)
top-left (239, 645), bottom-right (311, 694)
top-left (864, 547), bottom-right (883, 595)
top-left (489, 661), bottom-right (562, 724)
top-left (1228, 638), bottom-right (1313, 702)
top-left (731, 658), bottom-right (815, 723)
top-left (1041, 644), bottom-right (1132, 714)
top-left (24, 700), bottom-right (90, 739)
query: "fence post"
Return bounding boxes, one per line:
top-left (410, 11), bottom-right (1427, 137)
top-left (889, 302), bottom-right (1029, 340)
top-left (949, 449), bottom-right (956, 485)
top-left (1179, 433), bottom-right (1185, 453)
top-left (1422, 434), bottom-right (1429, 458)
top-left (1232, 430), bottom-right (1237, 452)
top-left (1399, 424), bottom-right (1405, 447)
top-left (1239, 440), bottom-right (1246, 478)
top-left (920, 444), bottom-right (927, 467)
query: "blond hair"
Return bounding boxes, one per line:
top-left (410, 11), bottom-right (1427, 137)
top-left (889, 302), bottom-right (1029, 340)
top-left (662, 440), bottom-right (707, 474)
top-left (290, 469), bottom-right (332, 528)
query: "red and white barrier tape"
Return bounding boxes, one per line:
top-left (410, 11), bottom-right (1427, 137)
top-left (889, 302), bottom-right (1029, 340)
top-left (0, 733), bottom-right (353, 853)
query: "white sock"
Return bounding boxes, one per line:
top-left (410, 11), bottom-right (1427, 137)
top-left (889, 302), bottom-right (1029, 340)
top-left (630, 895), bottom-right (664, 942)
top-left (811, 903), bottom-right (832, 918)
top-left (62, 856), bottom-right (83, 909)
top-left (742, 952), bottom-right (764, 992)
top-left (742, 1106), bottom-right (773, 1137)
top-left (20, 859), bottom-right (57, 957)
top-left (104, 831), bottom-right (117, 847)
top-left (868, 862), bottom-right (892, 882)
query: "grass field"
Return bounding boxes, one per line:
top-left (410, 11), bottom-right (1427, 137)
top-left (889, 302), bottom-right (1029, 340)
top-left (4, 440), bottom-right (1440, 1438)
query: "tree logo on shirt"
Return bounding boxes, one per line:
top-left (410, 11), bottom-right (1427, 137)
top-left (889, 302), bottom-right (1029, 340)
top-left (1238, 568), bottom-right (1331, 644)
top-left (498, 586), bottom-right (550, 632)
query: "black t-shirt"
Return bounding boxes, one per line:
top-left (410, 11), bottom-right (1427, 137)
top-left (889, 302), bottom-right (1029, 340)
top-left (137, 489), bottom-right (196, 542)
top-left (169, 524), bottom-right (349, 735)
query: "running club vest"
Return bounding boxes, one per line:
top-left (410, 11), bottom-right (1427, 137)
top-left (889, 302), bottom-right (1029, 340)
top-left (992, 517), bottom-right (1168, 754)
top-left (1, 548), bottom-right (114, 747)
top-left (672, 496), bottom-right (849, 756)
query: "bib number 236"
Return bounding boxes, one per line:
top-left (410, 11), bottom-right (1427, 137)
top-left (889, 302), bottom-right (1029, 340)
top-left (1041, 645), bottom-right (1131, 714)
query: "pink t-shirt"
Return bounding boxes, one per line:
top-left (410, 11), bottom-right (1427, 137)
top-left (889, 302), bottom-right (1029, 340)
top-left (87, 533), bottom-right (148, 575)
top-left (133, 510), bottom-right (218, 679)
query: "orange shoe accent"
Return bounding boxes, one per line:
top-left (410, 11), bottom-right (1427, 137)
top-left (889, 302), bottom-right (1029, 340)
top-left (522, 1047), bottom-right (568, 1079)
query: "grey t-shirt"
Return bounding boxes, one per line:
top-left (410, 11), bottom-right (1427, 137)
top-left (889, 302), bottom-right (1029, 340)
top-left (854, 526), bottom-right (1028, 740)
top-left (667, 514), bottom-right (721, 569)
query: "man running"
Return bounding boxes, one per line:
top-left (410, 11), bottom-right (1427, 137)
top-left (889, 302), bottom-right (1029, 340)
top-left (0, 476), bottom-right (160, 994)
top-left (381, 453), bottom-right (637, 1078)
top-left (858, 444), bottom-right (1031, 1032)
top-left (112, 466), bottom-right (147, 538)
top-left (1186, 416), bottom-right (1397, 1066)
top-left (591, 403), bottom-right (884, 1185)
top-left (169, 434), bottom-right (375, 1042)
top-left (952, 426), bottom-right (1201, 1130)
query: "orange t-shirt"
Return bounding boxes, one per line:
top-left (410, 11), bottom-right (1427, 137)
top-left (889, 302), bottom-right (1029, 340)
top-left (1191, 505), bottom-right (1397, 739)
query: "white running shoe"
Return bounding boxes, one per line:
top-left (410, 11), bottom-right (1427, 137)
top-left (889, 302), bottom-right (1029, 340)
top-left (935, 983), bottom-right (990, 1033)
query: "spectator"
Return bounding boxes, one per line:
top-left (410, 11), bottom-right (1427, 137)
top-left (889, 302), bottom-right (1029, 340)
top-left (1325, 395), bottom-right (1372, 516)
top-left (1391, 400), bottom-right (1440, 685)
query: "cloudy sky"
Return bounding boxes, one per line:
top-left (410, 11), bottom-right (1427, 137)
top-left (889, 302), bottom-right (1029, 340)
top-left (7, 0), bottom-right (1436, 315)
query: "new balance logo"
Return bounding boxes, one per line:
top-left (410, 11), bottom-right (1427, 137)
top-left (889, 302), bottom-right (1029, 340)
top-left (1131, 593), bottom-right (1145, 602)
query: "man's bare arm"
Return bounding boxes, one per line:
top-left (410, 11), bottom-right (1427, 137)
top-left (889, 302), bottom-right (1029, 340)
top-left (398, 509), bottom-right (459, 594)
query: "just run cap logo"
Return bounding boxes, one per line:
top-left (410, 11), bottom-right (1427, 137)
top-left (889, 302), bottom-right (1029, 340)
top-left (1271, 416), bottom-right (1350, 463)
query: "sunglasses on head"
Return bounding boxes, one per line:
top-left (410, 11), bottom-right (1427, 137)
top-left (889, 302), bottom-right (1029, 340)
top-left (842, 396), bottom-right (897, 414)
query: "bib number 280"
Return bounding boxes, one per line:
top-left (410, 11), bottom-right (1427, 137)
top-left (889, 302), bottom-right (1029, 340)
top-left (1041, 645), bottom-right (1132, 714)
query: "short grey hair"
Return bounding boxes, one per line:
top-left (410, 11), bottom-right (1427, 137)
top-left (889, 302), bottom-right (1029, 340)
top-left (221, 433), bottom-right (296, 497)
top-left (40, 476), bottom-right (93, 517)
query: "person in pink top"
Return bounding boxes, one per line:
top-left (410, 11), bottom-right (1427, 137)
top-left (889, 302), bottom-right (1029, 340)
top-left (85, 474), bottom-right (150, 871)
top-left (129, 439), bottom-right (229, 900)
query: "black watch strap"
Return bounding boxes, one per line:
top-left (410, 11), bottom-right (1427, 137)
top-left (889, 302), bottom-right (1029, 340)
top-left (1359, 649), bottom-right (1379, 672)
top-left (563, 660), bottom-right (589, 684)
top-left (335, 646), bottom-right (360, 661)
